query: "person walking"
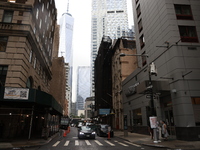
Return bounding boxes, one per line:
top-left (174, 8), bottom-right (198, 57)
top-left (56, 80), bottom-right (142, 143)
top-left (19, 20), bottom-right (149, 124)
top-left (160, 120), bottom-right (169, 140)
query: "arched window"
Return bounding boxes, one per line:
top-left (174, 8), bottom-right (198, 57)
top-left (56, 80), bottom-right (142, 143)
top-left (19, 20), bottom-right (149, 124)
top-left (26, 76), bottom-right (33, 88)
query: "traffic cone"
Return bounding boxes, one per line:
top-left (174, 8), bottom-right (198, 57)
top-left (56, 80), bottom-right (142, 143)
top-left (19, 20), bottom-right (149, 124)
top-left (107, 131), bottom-right (111, 140)
top-left (63, 130), bottom-right (67, 137)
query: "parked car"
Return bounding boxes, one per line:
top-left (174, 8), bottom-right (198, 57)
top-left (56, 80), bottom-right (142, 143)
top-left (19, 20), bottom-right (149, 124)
top-left (77, 126), bottom-right (96, 139)
top-left (96, 124), bottom-right (114, 137)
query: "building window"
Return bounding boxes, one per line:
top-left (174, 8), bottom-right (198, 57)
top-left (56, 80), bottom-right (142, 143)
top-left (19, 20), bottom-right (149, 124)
top-left (132, 108), bottom-right (142, 126)
top-left (139, 34), bottom-right (145, 49)
top-left (2, 10), bottom-right (13, 23)
top-left (179, 26), bottom-right (198, 43)
top-left (142, 52), bottom-right (147, 66)
top-left (138, 19), bottom-right (143, 33)
top-left (18, 11), bottom-right (23, 16)
top-left (29, 50), bottom-right (33, 63)
top-left (135, 0), bottom-right (139, 4)
top-left (191, 97), bottom-right (200, 126)
top-left (0, 65), bottom-right (8, 87)
top-left (0, 36), bottom-right (8, 52)
top-left (136, 4), bottom-right (141, 18)
top-left (36, 9), bottom-right (39, 19)
top-left (174, 4), bottom-right (193, 20)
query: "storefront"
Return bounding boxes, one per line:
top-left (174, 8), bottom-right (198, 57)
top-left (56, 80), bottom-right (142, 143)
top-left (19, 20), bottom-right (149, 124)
top-left (0, 87), bottom-right (63, 140)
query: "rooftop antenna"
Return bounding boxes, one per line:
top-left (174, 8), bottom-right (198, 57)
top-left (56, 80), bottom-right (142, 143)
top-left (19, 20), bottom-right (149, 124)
top-left (67, 0), bottom-right (69, 13)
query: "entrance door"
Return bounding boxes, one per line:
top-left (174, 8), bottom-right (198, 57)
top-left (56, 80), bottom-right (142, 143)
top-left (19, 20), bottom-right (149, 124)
top-left (164, 108), bottom-right (176, 136)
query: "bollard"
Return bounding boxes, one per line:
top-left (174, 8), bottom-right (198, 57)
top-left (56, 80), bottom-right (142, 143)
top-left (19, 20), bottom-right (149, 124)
top-left (107, 131), bottom-right (110, 140)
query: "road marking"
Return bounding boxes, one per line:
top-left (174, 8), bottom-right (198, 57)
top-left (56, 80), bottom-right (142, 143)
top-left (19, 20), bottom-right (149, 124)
top-left (105, 140), bottom-right (115, 146)
top-left (114, 140), bottom-right (128, 147)
top-left (124, 141), bottom-right (141, 147)
top-left (85, 140), bottom-right (91, 145)
top-left (64, 140), bottom-right (70, 146)
top-left (52, 141), bottom-right (60, 147)
top-left (75, 140), bottom-right (79, 146)
top-left (94, 140), bottom-right (103, 146)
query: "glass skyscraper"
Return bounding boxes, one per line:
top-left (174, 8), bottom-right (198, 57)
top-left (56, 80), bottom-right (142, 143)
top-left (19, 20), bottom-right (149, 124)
top-left (91, 0), bottom-right (129, 96)
top-left (58, 10), bottom-right (74, 114)
top-left (76, 66), bottom-right (91, 112)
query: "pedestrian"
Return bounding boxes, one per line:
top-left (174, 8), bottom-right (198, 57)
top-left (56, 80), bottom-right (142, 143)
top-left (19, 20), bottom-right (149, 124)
top-left (160, 120), bottom-right (169, 140)
top-left (148, 124), bottom-right (153, 139)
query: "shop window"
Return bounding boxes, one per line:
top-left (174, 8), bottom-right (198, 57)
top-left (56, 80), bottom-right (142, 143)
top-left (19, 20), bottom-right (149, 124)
top-left (174, 4), bottom-right (193, 20)
top-left (139, 34), bottom-right (145, 49)
top-left (191, 97), bottom-right (200, 126)
top-left (179, 26), bottom-right (198, 43)
top-left (2, 10), bottom-right (13, 23)
top-left (0, 36), bottom-right (8, 52)
top-left (0, 65), bottom-right (8, 87)
top-left (136, 4), bottom-right (141, 18)
top-left (132, 108), bottom-right (142, 126)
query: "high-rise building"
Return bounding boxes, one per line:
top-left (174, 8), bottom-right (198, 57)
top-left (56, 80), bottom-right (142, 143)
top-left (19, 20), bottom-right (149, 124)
top-left (122, 0), bottom-right (200, 140)
top-left (58, 3), bottom-right (74, 115)
top-left (76, 66), bottom-right (91, 114)
top-left (91, 0), bottom-right (130, 96)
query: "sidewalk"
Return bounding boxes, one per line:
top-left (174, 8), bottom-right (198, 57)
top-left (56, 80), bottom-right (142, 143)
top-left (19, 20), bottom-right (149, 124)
top-left (0, 130), bottom-right (200, 149)
top-left (114, 130), bottom-right (200, 149)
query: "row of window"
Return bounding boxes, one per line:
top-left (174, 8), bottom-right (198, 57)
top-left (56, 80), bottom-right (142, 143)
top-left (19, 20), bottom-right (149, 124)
top-left (135, 1), bottom-right (198, 53)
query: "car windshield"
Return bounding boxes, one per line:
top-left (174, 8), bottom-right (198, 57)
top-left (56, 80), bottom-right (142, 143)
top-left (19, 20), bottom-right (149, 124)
top-left (81, 126), bottom-right (92, 130)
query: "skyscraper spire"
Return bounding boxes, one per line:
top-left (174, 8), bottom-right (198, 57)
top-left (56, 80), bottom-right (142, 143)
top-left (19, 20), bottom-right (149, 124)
top-left (67, 0), bottom-right (69, 13)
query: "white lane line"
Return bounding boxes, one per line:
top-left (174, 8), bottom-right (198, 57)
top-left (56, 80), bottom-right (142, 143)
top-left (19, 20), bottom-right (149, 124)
top-left (75, 140), bottom-right (79, 146)
top-left (124, 141), bottom-right (141, 147)
top-left (64, 140), bottom-right (70, 146)
top-left (85, 140), bottom-right (91, 145)
top-left (52, 141), bottom-right (60, 147)
top-left (105, 140), bottom-right (115, 146)
top-left (94, 140), bottom-right (103, 146)
top-left (114, 140), bottom-right (128, 147)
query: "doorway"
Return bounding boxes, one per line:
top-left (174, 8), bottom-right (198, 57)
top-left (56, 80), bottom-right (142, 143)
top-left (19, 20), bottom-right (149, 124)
top-left (164, 108), bottom-right (176, 137)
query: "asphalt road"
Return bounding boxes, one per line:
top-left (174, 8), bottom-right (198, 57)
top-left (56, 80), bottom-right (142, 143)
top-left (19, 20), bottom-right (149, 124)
top-left (22, 127), bottom-right (168, 150)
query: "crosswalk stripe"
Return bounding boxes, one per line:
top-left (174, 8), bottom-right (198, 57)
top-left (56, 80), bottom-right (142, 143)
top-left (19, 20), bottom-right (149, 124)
top-left (114, 140), bottom-right (128, 147)
top-left (94, 140), bottom-right (103, 146)
top-left (52, 141), bottom-right (60, 147)
top-left (124, 141), bottom-right (141, 147)
top-left (85, 140), bottom-right (91, 145)
top-left (75, 140), bottom-right (79, 146)
top-left (64, 140), bottom-right (70, 146)
top-left (104, 140), bottom-right (115, 146)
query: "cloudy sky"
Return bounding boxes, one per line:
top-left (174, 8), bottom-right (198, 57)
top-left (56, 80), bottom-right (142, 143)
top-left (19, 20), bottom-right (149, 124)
top-left (55, 0), bottom-right (134, 102)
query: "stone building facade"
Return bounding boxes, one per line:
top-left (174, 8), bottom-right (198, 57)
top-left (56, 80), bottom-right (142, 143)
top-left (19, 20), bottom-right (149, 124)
top-left (0, 0), bottom-right (64, 140)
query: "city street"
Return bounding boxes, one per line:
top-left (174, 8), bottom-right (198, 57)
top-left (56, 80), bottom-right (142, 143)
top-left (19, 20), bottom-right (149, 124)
top-left (22, 127), bottom-right (164, 150)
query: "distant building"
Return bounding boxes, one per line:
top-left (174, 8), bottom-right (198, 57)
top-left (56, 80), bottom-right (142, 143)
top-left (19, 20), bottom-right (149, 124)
top-left (58, 2), bottom-right (74, 115)
top-left (76, 66), bottom-right (91, 113)
top-left (90, 0), bottom-right (130, 96)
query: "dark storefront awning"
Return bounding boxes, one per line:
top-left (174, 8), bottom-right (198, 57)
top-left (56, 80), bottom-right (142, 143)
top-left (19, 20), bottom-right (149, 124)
top-left (0, 87), bottom-right (63, 115)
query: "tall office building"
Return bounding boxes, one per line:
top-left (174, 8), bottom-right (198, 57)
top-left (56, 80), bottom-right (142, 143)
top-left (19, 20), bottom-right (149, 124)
top-left (122, 0), bottom-right (200, 140)
top-left (58, 3), bottom-right (74, 114)
top-left (76, 66), bottom-right (91, 113)
top-left (91, 0), bottom-right (130, 96)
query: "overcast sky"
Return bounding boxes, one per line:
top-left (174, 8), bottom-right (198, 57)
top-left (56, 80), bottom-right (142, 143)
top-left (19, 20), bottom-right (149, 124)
top-left (55, 0), bottom-right (134, 102)
top-left (55, 0), bottom-right (133, 67)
